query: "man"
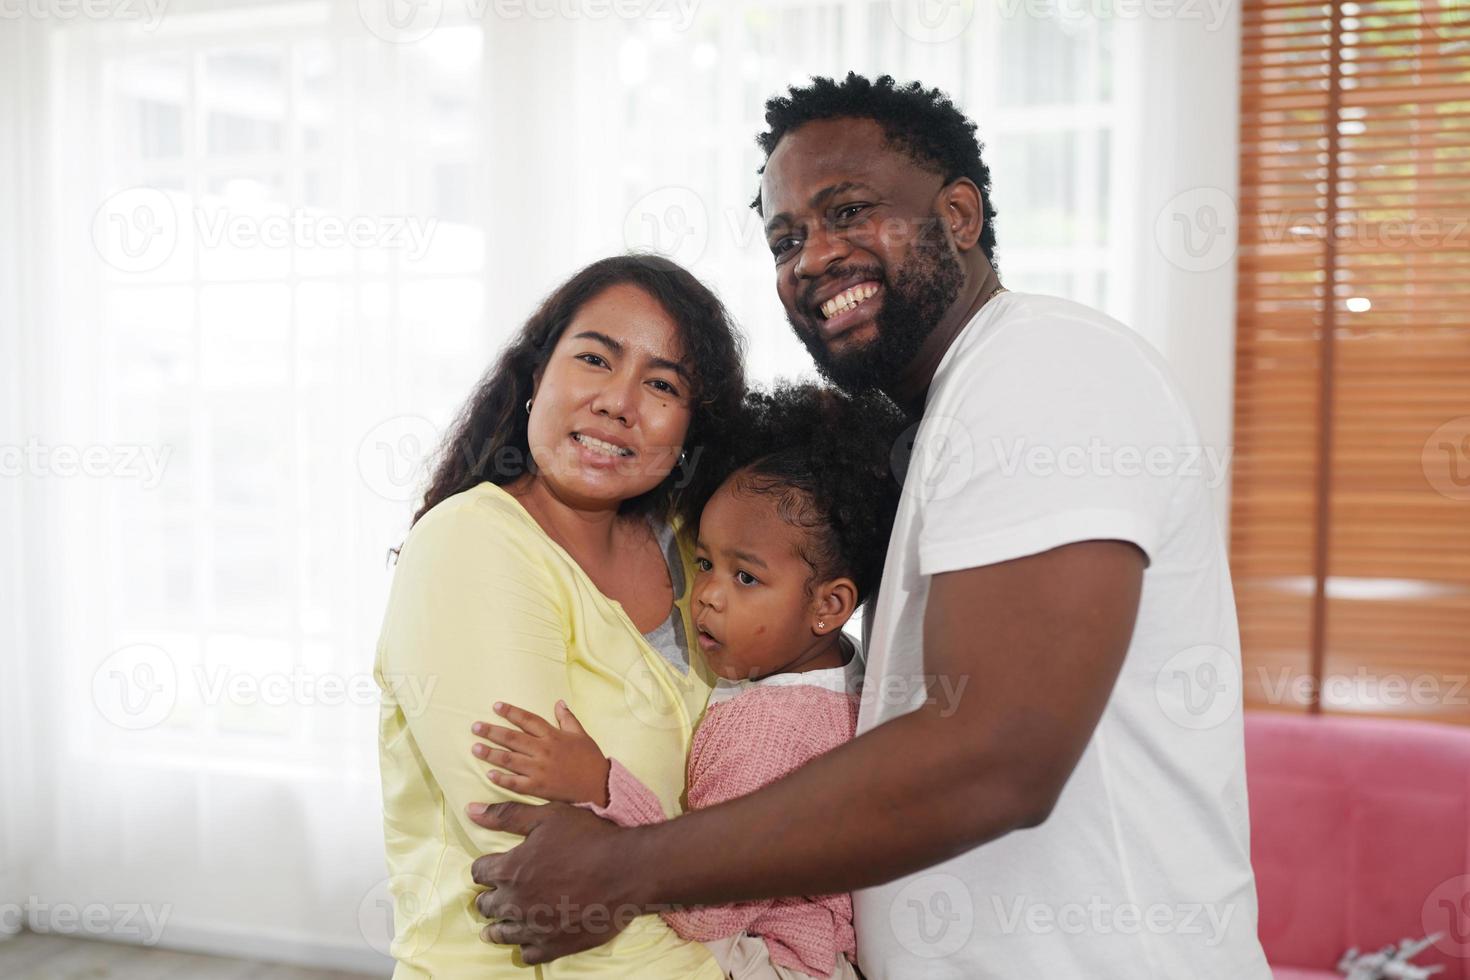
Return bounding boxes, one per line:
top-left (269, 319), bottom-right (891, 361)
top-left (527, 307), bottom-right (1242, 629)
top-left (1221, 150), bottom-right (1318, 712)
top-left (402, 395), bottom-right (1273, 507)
top-left (468, 73), bottom-right (1270, 978)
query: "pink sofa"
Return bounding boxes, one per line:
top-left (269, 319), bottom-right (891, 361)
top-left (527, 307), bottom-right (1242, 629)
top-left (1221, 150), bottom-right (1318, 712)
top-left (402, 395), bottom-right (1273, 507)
top-left (1246, 711), bottom-right (1470, 980)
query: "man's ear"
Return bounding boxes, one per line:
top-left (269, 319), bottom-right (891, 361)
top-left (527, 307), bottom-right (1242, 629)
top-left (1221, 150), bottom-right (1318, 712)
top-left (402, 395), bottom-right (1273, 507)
top-left (937, 177), bottom-right (985, 252)
top-left (812, 576), bottom-right (859, 634)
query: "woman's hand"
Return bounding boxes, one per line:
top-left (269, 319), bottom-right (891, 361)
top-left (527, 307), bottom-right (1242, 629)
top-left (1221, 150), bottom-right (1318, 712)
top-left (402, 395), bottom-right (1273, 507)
top-left (471, 701), bottom-right (612, 807)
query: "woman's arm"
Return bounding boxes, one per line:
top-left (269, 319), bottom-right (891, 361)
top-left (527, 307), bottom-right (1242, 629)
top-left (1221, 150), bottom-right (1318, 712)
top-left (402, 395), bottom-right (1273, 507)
top-left (379, 496), bottom-right (574, 854)
top-left (379, 493), bottom-right (725, 978)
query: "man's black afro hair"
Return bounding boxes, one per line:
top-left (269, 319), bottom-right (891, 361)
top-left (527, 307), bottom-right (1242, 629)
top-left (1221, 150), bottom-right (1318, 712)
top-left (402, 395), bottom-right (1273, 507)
top-left (753, 72), bottom-right (999, 266)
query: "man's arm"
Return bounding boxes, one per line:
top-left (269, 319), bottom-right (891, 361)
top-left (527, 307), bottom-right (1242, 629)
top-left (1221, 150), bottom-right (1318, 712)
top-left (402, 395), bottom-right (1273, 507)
top-left (469, 539), bottom-right (1143, 962)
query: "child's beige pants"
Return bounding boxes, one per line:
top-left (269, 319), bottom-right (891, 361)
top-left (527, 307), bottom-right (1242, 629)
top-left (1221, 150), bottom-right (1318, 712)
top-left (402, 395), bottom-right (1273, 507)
top-left (703, 933), bottom-right (861, 980)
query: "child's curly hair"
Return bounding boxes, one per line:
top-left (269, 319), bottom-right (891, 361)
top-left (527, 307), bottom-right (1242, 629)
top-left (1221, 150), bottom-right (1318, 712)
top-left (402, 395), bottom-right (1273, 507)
top-left (715, 382), bottom-right (908, 601)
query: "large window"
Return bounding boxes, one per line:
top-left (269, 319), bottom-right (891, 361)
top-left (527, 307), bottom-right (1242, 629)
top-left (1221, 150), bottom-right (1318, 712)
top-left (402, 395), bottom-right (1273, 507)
top-left (1232, 0), bottom-right (1470, 722)
top-left (82, 15), bottom-right (486, 770)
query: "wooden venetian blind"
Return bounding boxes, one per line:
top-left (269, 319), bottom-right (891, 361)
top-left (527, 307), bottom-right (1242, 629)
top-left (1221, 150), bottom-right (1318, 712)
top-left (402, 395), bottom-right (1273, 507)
top-left (1233, 0), bottom-right (1470, 722)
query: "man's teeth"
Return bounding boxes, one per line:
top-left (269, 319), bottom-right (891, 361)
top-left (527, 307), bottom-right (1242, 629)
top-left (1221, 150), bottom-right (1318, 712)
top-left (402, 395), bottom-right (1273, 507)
top-left (574, 433), bottom-right (632, 457)
top-left (820, 282), bottom-right (879, 320)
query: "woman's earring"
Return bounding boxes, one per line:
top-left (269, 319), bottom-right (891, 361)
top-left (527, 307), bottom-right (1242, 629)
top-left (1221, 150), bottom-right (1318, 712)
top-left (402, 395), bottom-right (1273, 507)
top-left (817, 620), bottom-right (826, 631)
top-left (525, 398), bottom-right (533, 413)
top-left (678, 450), bottom-right (688, 466)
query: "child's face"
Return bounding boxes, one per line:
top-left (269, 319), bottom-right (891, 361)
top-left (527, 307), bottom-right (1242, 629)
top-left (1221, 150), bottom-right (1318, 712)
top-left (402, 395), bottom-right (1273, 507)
top-left (691, 477), bottom-right (833, 681)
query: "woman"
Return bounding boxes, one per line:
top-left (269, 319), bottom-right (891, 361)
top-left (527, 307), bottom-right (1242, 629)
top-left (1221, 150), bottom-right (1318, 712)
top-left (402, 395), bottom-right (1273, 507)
top-left (375, 255), bottom-right (744, 977)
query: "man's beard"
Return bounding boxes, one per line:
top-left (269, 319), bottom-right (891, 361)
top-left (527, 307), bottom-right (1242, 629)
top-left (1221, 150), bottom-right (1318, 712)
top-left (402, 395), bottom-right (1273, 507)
top-left (793, 224), bottom-right (964, 394)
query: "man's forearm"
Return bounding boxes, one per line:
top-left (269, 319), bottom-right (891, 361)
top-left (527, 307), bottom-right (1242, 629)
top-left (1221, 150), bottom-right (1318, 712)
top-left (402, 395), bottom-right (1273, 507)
top-left (622, 704), bottom-right (1046, 910)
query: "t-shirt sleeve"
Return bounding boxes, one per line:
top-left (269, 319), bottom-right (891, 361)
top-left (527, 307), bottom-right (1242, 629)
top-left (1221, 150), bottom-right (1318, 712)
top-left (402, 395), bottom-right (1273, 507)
top-left (915, 313), bottom-right (1193, 576)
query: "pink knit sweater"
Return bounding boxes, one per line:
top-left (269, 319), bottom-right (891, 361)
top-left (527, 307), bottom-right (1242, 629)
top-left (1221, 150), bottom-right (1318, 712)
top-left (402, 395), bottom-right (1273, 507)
top-left (585, 682), bottom-right (859, 978)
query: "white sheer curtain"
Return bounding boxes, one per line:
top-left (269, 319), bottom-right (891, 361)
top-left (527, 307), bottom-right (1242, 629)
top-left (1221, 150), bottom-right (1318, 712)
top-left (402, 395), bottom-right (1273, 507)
top-left (1, 17), bottom-right (39, 934)
top-left (3, 0), bottom-right (1237, 969)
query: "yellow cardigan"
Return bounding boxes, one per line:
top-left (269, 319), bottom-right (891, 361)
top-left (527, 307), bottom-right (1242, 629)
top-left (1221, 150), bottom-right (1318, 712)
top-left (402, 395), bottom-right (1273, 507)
top-left (375, 482), bottom-right (722, 978)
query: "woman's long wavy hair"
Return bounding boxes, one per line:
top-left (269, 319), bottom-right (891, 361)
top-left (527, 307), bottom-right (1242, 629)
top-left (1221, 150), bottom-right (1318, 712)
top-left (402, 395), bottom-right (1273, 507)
top-left (413, 254), bottom-right (746, 530)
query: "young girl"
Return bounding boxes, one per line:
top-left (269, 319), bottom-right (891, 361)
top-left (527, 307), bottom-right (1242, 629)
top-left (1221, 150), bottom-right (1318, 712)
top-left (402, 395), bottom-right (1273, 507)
top-left (470, 383), bottom-right (906, 980)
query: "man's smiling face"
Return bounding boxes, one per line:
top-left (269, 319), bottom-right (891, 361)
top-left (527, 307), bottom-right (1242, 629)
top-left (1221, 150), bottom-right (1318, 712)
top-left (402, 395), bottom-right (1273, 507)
top-left (760, 117), bottom-right (965, 392)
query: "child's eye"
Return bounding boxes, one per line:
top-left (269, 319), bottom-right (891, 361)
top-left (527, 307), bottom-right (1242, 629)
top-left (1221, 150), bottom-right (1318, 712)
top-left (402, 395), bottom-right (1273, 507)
top-left (736, 570), bottom-right (758, 586)
top-left (694, 557), bottom-right (712, 572)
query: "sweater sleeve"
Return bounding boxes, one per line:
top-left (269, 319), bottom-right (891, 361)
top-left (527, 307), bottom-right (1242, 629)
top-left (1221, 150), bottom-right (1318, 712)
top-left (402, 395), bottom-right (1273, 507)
top-left (660, 687), bottom-right (859, 942)
top-left (575, 758), bottom-right (671, 827)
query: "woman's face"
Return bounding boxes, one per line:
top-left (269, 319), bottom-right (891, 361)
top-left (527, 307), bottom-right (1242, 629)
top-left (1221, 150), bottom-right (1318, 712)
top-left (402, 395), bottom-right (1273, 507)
top-left (525, 283), bottom-right (695, 511)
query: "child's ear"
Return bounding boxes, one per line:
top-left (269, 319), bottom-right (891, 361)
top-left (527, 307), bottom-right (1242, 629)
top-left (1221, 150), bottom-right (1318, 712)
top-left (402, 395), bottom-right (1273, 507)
top-left (811, 576), bottom-right (859, 635)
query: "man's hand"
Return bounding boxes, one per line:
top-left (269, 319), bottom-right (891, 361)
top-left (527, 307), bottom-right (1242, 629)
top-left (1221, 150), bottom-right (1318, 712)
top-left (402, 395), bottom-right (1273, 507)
top-left (467, 800), bottom-right (642, 965)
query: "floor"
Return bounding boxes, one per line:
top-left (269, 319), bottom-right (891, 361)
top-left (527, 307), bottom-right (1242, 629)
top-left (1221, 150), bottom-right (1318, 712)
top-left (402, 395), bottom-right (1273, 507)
top-left (0, 932), bottom-right (387, 979)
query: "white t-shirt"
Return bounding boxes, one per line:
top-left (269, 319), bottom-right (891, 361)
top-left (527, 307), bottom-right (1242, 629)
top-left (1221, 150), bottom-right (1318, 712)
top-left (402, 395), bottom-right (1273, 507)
top-left (852, 293), bottom-right (1270, 979)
